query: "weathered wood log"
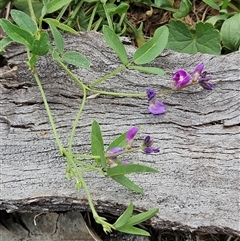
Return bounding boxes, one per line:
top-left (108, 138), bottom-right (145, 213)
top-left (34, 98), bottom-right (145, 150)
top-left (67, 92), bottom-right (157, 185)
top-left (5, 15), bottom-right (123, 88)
top-left (0, 32), bottom-right (239, 237)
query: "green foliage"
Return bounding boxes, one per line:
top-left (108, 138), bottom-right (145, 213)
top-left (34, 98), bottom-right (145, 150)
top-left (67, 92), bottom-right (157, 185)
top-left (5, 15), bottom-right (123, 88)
top-left (221, 13), bottom-right (240, 51)
top-left (111, 175), bottom-right (143, 194)
top-left (114, 202), bottom-right (159, 236)
top-left (133, 26), bottom-right (169, 64)
top-left (0, 18), bottom-right (34, 48)
top-left (107, 131), bottom-right (127, 151)
top-left (91, 120), bottom-right (107, 168)
top-left (61, 51), bottom-right (91, 68)
top-left (167, 20), bottom-right (221, 55)
top-left (173, 0), bottom-right (192, 19)
top-left (107, 164), bottom-right (158, 177)
top-left (103, 25), bottom-right (128, 65)
top-left (10, 9), bottom-right (37, 34)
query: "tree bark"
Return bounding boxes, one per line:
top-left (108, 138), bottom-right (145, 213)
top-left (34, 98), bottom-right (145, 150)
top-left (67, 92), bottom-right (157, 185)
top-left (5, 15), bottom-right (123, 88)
top-left (0, 32), bottom-right (239, 236)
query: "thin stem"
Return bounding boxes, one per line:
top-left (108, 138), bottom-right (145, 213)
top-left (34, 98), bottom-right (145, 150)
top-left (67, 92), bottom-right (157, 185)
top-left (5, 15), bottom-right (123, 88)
top-left (89, 65), bottom-right (127, 88)
top-left (89, 89), bottom-right (146, 98)
top-left (68, 87), bottom-right (87, 152)
top-left (103, 2), bottom-right (113, 30)
top-left (56, 59), bottom-right (88, 90)
top-left (33, 71), bottom-right (63, 152)
top-left (27, 0), bottom-right (37, 25)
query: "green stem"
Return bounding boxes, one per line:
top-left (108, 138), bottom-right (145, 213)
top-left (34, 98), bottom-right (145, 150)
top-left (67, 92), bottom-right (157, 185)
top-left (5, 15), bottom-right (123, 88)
top-left (68, 87), bottom-right (87, 152)
top-left (27, 0), bottom-right (37, 25)
top-left (89, 65), bottom-right (127, 88)
top-left (56, 60), bottom-right (88, 90)
top-left (90, 89), bottom-right (146, 98)
top-left (33, 71), bottom-right (63, 152)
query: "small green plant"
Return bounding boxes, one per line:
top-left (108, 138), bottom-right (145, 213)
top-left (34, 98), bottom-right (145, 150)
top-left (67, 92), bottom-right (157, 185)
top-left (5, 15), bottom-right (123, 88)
top-left (0, 0), bottom-right (215, 237)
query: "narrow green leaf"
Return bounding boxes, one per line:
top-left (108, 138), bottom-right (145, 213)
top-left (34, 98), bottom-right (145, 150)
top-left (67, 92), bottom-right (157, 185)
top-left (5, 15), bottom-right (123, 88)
top-left (126, 208), bottom-right (159, 226)
top-left (46, 0), bottom-right (73, 14)
top-left (133, 26), bottom-right (169, 65)
top-left (91, 120), bottom-right (106, 168)
top-left (106, 132), bottom-right (127, 151)
top-left (0, 19), bottom-right (34, 48)
top-left (128, 65), bottom-right (165, 75)
top-left (117, 226), bottom-right (150, 236)
top-left (61, 51), bottom-right (90, 68)
top-left (11, 9), bottom-right (37, 35)
top-left (30, 32), bottom-right (49, 56)
top-left (0, 37), bottom-right (13, 51)
top-left (203, 0), bottom-right (220, 10)
top-left (43, 18), bottom-right (78, 34)
top-left (103, 25), bottom-right (128, 65)
top-left (111, 175), bottom-right (143, 194)
top-left (114, 202), bottom-right (134, 229)
top-left (107, 164), bottom-right (158, 177)
top-left (47, 21), bottom-right (64, 53)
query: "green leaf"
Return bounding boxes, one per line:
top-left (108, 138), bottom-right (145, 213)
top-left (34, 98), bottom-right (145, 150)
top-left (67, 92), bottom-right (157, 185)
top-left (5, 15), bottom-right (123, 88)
top-left (114, 202), bottom-right (134, 229)
top-left (12, 0), bottom-right (44, 19)
top-left (167, 20), bottom-right (221, 55)
top-left (203, 0), bottom-right (220, 10)
top-left (0, 0), bottom-right (10, 9)
top-left (43, 18), bottom-right (78, 34)
top-left (61, 51), bottom-right (90, 68)
top-left (221, 13), bottom-right (240, 51)
top-left (0, 37), bottom-right (13, 51)
top-left (10, 9), bottom-right (37, 35)
top-left (111, 175), bottom-right (143, 194)
top-left (173, 0), bottom-right (192, 19)
top-left (117, 226), bottom-right (150, 236)
top-left (126, 208), bottom-right (159, 226)
top-left (46, 0), bottom-right (73, 14)
top-left (0, 19), bottom-right (34, 48)
top-left (107, 2), bottom-right (129, 15)
top-left (205, 14), bottom-right (228, 26)
top-left (91, 120), bottom-right (106, 168)
top-left (107, 164), bottom-right (158, 177)
top-left (133, 26), bottom-right (169, 65)
top-left (47, 22), bottom-right (64, 53)
top-left (30, 32), bottom-right (49, 56)
top-left (128, 65), bottom-right (165, 75)
top-left (103, 25), bottom-right (128, 65)
top-left (106, 132), bottom-right (127, 151)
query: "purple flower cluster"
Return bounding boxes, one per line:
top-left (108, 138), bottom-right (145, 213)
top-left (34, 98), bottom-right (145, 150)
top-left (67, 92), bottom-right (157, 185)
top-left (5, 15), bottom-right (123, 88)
top-left (106, 126), bottom-right (160, 167)
top-left (173, 62), bottom-right (213, 90)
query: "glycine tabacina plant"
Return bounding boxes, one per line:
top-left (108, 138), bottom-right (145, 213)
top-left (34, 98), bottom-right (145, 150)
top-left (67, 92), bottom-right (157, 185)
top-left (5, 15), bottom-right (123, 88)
top-left (0, 0), bottom-right (214, 237)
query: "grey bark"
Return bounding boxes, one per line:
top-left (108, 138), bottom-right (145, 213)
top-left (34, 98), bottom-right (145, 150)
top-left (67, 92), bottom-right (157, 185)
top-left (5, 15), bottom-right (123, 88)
top-left (0, 32), bottom-right (239, 236)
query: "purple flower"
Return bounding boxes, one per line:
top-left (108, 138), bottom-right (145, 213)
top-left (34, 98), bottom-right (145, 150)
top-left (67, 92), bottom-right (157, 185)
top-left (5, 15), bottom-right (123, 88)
top-left (126, 126), bottom-right (138, 149)
top-left (144, 147), bottom-right (160, 154)
top-left (173, 69), bottom-right (192, 88)
top-left (192, 62), bottom-right (204, 81)
top-left (121, 160), bottom-right (131, 165)
top-left (146, 89), bottom-right (166, 115)
top-left (143, 135), bottom-right (160, 154)
top-left (146, 89), bottom-right (156, 101)
top-left (173, 63), bottom-right (214, 90)
top-left (107, 147), bottom-right (124, 159)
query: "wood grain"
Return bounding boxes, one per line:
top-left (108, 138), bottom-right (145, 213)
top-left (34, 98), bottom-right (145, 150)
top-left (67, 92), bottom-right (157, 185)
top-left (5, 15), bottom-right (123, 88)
top-left (0, 32), bottom-right (239, 236)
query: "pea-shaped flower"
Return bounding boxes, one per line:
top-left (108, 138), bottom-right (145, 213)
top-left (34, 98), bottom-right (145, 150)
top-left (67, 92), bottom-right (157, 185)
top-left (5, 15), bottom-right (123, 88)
top-left (146, 89), bottom-right (166, 115)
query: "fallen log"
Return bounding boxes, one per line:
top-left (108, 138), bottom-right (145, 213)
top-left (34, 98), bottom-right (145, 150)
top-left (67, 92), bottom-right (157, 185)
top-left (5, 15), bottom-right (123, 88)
top-left (0, 32), bottom-right (239, 238)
